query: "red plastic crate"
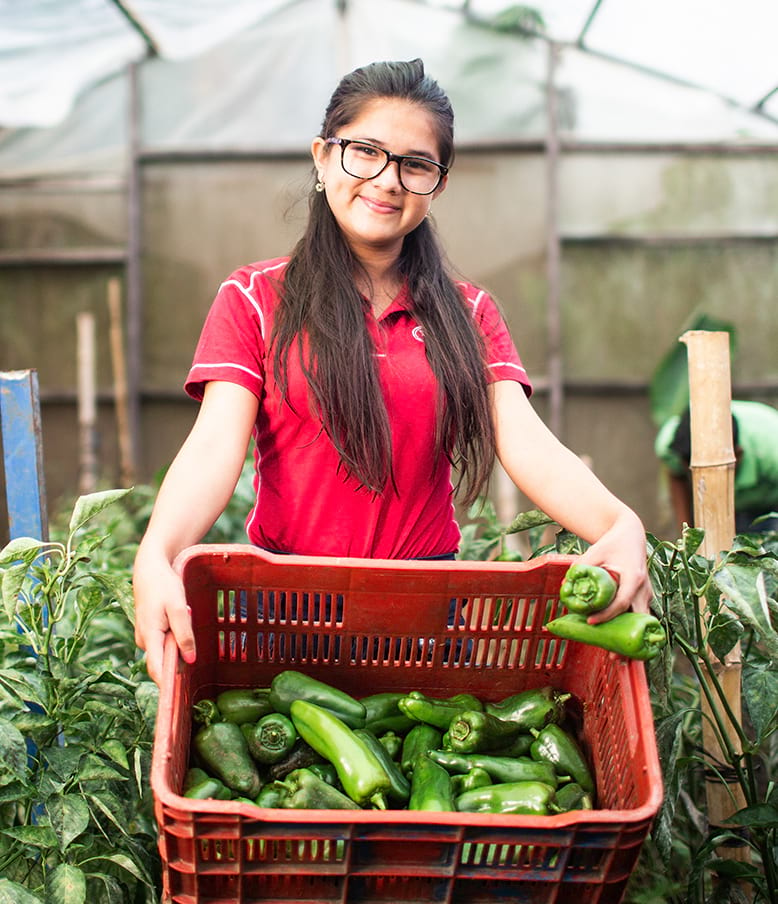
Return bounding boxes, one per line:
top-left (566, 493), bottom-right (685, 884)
top-left (151, 545), bottom-right (663, 904)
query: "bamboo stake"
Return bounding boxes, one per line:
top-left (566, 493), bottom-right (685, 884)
top-left (681, 330), bottom-right (748, 861)
top-left (76, 312), bottom-right (98, 494)
top-left (107, 278), bottom-right (136, 487)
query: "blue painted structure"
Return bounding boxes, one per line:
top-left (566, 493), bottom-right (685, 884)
top-left (0, 370), bottom-right (48, 540)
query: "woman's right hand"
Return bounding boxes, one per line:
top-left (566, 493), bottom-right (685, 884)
top-left (131, 381), bottom-right (259, 685)
top-left (133, 547), bottom-right (195, 686)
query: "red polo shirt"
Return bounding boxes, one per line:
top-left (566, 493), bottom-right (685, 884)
top-left (185, 257), bottom-right (531, 558)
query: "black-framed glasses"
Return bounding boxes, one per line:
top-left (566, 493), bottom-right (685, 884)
top-left (325, 137), bottom-right (448, 195)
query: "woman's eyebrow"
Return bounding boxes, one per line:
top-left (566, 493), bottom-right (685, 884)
top-left (354, 136), bottom-right (438, 159)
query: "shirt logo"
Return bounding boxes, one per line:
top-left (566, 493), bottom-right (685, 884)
top-left (412, 326), bottom-right (425, 342)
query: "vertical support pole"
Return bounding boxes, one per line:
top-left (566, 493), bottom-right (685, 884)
top-left (545, 40), bottom-right (563, 438)
top-left (77, 312), bottom-right (98, 495)
top-left (0, 370), bottom-right (48, 541)
top-left (126, 60), bottom-right (143, 479)
top-left (108, 278), bottom-right (136, 486)
top-left (680, 330), bottom-right (748, 860)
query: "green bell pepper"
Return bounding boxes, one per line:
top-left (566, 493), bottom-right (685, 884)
top-left (484, 686), bottom-right (570, 731)
top-left (408, 754), bottom-right (456, 811)
top-left (545, 611), bottom-right (667, 660)
top-left (255, 780), bottom-right (288, 808)
top-left (354, 728), bottom-right (411, 805)
top-left (448, 710), bottom-right (523, 754)
top-left (360, 692), bottom-right (416, 735)
top-left (279, 767), bottom-right (360, 810)
top-left (530, 724), bottom-right (595, 793)
top-left (192, 719), bottom-right (263, 798)
top-left (290, 700), bottom-right (391, 809)
top-left (400, 723), bottom-right (443, 777)
top-left (451, 767), bottom-right (492, 796)
top-left (559, 563), bottom-right (617, 614)
top-left (216, 687), bottom-right (274, 724)
top-left (378, 731), bottom-right (402, 761)
top-left (182, 774), bottom-right (233, 800)
top-left (456, 781), bottom-right (557, 815)
top-left (242, 712), bottom-right (298, 765)
top-left (398, 691), bottom-right (483, 731)
top-left (428, 750), bottom-right (561, 788)
top-left (270, 670), bottom-right (366, 728)
top-left (553, 781), bottom-right (594, 812)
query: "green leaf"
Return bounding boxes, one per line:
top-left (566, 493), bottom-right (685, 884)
top-left (0, 537), bottom-right (45, 567)
top-left (135, 682), bottom-right (159, 732)
top-left (75, 754), bottom-right (127, 783)
top-left (68, 489), bottom-right (133, 535)
top-left (47, 794), bottom-right (90, 852)
top-left (87, 851), bottom-right (152, 886)
top-left (706, 857), bottom-right (762, 880)
top-left (0, 878), bottom-right (43, 904)
top-left (0, 668), bottom-right (48, 709)
top-left (91, 574), bottom-right (135, 626)
top-left (706, 610), bottom-right (743, 661)
top-left (43, 746), bottom-right (86, 782)
top-left (0, 780), bottom-right (28, 802)
top-left (1, 823), bottom-right (59, 848)
top-left (713, 564), bottom-right (778, 660)
top-left (741, 656), bottom-right (778, 743)
top-left (85, 789), bottom-right (128, 836)
top-left (503, 509), bottom-right (557, 535)
top-left (466, 496), bottom-right (496, 522)
top-left (100, 739), bottom-right (129, 771)
top-left (11, 710), bottom-right (56, 737)
top-left (45, 863), bottom-right (86, 904)
top-left (723, 802), bottom-right (778, 828)
top-left (682, 527), bottom-right (706, 558)
top-left (87, 874), bottom-right (124, 904)
top-left (1, 563), bottom-right (29, 624)
top-left (0, 717), bottom-right (29, 782)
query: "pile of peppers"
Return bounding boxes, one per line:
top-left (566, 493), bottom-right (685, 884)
top-left (547, 562), bottom-right (667, 661)
top-left (184, 669), bottom-right (598, 816)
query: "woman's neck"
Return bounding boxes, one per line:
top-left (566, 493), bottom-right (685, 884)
top-left (355, 253), bottom-right (402, 316)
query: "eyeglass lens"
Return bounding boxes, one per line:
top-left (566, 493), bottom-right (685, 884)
top-left (342, 142), bottom-right (442, 194)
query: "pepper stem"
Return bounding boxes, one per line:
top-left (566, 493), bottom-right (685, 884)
top-left (369, 792), bottom-right (388, 810)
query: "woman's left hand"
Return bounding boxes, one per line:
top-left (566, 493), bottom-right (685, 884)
top-left (576, 510), bottom-right (653, 623)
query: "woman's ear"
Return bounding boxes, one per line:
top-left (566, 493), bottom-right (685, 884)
top-left (311, 137), bottom-right (327, 171)
top-left (431, 173), bottom-right (448, 200)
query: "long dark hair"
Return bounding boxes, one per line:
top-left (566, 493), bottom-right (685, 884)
top-left (271, 59), bottom-right (495, 505)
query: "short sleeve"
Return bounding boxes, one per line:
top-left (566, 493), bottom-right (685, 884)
top-left (460, 283), bottom-right (532, 396)
top-left (184, 261), bottom-right (284, 402)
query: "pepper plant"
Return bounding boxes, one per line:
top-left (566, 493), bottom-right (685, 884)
top-left (460, 499), bottom-right (777, 903)
top-left (0, 489), bottom-right (160, 904)
top-left (642, 526), bottom-right (778, 904)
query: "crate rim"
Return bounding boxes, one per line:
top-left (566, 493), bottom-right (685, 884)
top-left (151, 544), bottom-right (665, 830)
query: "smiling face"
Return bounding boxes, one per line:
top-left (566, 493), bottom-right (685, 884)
top-left (311, 97), bottom-right (448, 264)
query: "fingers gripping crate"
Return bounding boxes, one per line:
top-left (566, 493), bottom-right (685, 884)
top-left (151, 545), bottom-right (663, 904)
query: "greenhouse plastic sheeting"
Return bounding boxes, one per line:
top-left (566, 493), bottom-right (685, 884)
top-left (0, 0), bottom-right (776, 181)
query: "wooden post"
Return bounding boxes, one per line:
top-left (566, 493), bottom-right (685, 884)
top-left (107, 278), bottom-right (136, 486)
top-left (76, 312), bottom-right (98, 495)
top-left (681, 330), bottom-right (748, 859)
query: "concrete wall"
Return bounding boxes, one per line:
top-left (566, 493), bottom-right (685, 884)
top-left (2, 147), bottom-right (777, 544)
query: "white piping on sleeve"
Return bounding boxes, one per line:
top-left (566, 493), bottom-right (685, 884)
top-left (217, 261), bottom-right (286, 339)
top-left (188, 361), bottom-right (263, 384)
top-left (488, 361), bottom-right (528, 377)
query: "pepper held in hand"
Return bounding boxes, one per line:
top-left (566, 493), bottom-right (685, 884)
top-left (545, 611), bottom-right (666, 661)
top-left (559, 563), bottom-right (617, 614)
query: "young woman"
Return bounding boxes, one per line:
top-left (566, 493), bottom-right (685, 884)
top-left (133, 59), bottom-right (652, 685)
